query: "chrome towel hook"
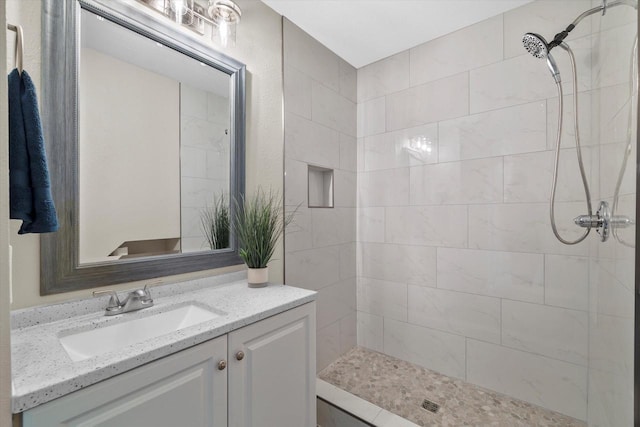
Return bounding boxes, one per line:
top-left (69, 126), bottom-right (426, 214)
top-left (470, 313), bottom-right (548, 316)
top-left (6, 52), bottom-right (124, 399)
top-left (7, 23), bottom-right (24, 74)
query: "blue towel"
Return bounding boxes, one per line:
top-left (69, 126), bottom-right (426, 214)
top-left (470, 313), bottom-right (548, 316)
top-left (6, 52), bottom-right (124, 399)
top-left (9, 68), bottom-right (58, 234)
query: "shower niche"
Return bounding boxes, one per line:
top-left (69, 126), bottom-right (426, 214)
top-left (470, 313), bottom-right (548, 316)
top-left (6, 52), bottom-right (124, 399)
top-left (308, 165), bottom-right (334, 208)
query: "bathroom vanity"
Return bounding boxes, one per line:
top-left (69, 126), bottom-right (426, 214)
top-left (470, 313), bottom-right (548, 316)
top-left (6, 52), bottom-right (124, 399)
top-left (11, 273), bottom-right (316, 427)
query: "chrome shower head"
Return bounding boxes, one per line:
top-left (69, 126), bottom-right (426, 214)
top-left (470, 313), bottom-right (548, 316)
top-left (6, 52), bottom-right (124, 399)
top-left (523, 32), bottom-right (549, 58)
top-left (523, 32), bottom-right (562, 83)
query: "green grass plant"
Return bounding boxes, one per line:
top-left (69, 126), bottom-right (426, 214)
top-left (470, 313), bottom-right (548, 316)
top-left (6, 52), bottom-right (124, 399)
top-left (234, 189), bottom-right (294, 268)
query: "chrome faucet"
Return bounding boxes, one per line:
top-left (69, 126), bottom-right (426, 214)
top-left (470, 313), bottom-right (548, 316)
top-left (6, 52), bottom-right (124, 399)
top-left (93, 285), bottom-right (154, 316)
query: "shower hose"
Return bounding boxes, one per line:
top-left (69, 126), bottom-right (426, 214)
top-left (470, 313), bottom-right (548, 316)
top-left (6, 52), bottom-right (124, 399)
top-left (549, 42), bottom-right (592, 245)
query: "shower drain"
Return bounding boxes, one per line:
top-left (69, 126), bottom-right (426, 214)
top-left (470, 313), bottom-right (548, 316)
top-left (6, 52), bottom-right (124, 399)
top-left (421, 399), bottom-right (440, 414)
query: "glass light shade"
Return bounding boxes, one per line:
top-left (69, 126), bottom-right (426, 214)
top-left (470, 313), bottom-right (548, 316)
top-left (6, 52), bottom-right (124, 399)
top-left (208, 0), bottom-right (241, 47)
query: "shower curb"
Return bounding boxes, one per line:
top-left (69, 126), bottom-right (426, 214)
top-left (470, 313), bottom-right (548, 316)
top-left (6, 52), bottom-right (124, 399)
top-left (316, 379), bottom-right (420, 427)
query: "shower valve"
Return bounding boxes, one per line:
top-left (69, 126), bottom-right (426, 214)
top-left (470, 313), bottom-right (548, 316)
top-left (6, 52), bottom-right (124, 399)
top-left (574, 201), bottom-right (633, 242)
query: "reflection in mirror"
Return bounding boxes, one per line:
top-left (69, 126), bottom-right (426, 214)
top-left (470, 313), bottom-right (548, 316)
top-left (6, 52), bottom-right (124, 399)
top-left (79, 9), bottom-right (231, 264)
top-left (40, 0), bottom-right (245, 294)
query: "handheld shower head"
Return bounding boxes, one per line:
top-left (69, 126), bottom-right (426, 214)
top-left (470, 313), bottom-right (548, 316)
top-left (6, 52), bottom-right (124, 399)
top-left (523, 32), bottom-right (549, 58)
top-left (522, 33), bottom-right (562, 83)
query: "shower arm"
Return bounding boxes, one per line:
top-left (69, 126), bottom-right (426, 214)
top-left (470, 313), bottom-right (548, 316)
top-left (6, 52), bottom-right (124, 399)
top-left (549, 0), bottom-right (638, 49)
top-left (571, 0), bottom-right (637, 27)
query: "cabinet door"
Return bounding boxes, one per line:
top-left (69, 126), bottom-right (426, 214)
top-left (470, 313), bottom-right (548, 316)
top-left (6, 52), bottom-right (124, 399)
top-left (228, 302), bottom-right (316, 427)
top-left (23, 336), bottom-right (228, 427)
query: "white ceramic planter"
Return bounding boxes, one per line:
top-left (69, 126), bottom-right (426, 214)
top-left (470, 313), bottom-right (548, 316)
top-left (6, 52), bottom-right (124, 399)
top-left (247, 267), bottom-right (268, 288)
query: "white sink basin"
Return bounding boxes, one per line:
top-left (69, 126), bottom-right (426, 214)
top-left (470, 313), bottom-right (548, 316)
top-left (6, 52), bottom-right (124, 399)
top-left (59, 304), bottom-right (222, 362)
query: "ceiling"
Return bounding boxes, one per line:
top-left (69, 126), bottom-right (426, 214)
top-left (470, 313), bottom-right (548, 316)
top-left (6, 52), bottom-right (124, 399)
top-left (262, 0), bottom-right (533, 68)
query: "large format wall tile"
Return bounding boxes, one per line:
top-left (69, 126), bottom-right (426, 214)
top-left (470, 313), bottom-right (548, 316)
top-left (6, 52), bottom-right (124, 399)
top-left (285, 206), bottom-right (312, 253)
top-left (383, 319), bottom-right (466, 380)
top-left (334, 170), bottom-right (357, 208)
top-left (284, 19), bottom-right (340, 92)
top-left (545, 255), bottom-right (589, 311)
top-left (590, 260), bottom-right (634, 319)
top-left (546, 91), bottom-right (593, 150)
top-left (286, 112), bottom-right (340, 169)
top-left (316, 278), bottom-right (357, 329)
top-left (313, 81), bottom-right (357, 137)
top-left (438, 101), bottom-right (546, 162)
top-left (359, 168), bottom-right (409, 207)
top-left (363, 123), bottom-right (438, 172)
top-left (284, 157), bottom-right (308, 206)
top-left (385, 206), bottom-right (468, 248)
top-left (339, 242), bottom-right (357, 280)
top-left (284, 65), bottom-right (312, 119)
top-left (340, 59), bottom-right (357, 103)
top-left (357, 207), bottom-right (385, 243)
top-left (592, 84), bottom-right (637, 148)
top-left (503, 148), bottom-right (593, 203)
top-left (357, 97), bottom-right (385, 138)
top-left (357, 51), bottom-right (410, 102)
top-left (408, 286), bottom-right (501, 344)
top-left (285, 18), bottom-right (358, 372)
top-left (502, 300), bottom-right (588, 366)
top-left (468, 203), bottom-right (588, 256)
top-left (339, 312), bottom-right (358, 354)
top-left (410, 15), bottom-right (503, 86)
top-left (467, 340), bottom-right (587, 420)
top-left (317, 322), bottom-right (341, 372)
top-left (437, 248), bottom-right (544, 303)
top-left (591, 23), bottom-right (637, 89)
top-left (410, 157), bottom-right (503, 205)
top-left (357, 311), bottom-right (384, 352)
top-left (588, 368), bottom-right (634, 427)
top-left (386, 73), bottom-right (469, 131)
top-left (286, 246), bottom-right (340, 290)
top-left (311, 208), bottom-right (356, 247)
top-left (340, 133), bottom-right (357, 172)
top-left (360, 242), bottom-right (436, 286)
top-left (589, 313), bottom-right (633, 377)
top-left (357, 277), bottom-right (408, 322)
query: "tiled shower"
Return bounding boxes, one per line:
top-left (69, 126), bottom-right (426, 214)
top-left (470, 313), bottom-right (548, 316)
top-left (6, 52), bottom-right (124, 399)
top-left (284, 0), bottom-right (637, 425)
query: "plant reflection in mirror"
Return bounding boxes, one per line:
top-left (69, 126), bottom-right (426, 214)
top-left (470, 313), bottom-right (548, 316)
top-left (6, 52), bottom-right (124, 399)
top-left (200, 192), bottom-right (230, 250)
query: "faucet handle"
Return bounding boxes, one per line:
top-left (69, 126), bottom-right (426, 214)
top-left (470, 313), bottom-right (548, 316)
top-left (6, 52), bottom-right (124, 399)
top-left (92, 289), bottom-right (122, 311)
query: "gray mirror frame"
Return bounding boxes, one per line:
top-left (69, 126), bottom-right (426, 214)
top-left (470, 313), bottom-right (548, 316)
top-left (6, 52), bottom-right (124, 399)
top-left (40, 0), bottom-right (246, 295)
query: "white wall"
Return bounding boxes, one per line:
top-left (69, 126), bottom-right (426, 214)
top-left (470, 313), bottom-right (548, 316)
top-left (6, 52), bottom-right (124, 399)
top-left (1, 0), bottom-right (12, 425)
top-left (8, 0), bottom-right (284, 309)
top-left (355, 0), bottom-right (636, 423)
top-left (79, 48), bottom-right (181, 262)
top-left (282, 19), bottom-right (358, 371)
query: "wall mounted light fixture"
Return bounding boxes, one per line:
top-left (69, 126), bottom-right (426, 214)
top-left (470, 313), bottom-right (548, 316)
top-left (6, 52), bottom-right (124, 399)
top-left (138, 0), bottom-right (242, 47)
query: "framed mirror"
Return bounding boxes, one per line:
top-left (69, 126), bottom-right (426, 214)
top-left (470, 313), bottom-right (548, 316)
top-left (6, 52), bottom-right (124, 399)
top-left (41, 0), bottom-right (246, 294)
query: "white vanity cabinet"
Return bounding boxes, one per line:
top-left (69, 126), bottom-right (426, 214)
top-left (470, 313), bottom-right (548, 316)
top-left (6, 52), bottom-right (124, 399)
top-left (20, 302), bottom-right (316, 427)
top-left (229, 302), bottom-right (316, 427)
top-left (22, 335), bottom-right (229, 427)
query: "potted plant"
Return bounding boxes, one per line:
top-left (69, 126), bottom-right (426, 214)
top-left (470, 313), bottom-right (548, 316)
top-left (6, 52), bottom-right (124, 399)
top-left (200, 193), bottom-right (230, 250)
top-left (233, 189), bottom-right (294, 287)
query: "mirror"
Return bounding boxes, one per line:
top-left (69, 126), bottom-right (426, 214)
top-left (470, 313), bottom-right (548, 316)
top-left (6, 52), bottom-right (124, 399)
top-left (41, 0), bottom-right (246, 294)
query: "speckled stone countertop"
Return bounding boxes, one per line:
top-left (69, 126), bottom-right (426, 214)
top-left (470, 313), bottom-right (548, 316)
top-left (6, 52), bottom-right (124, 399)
top-left (11, 271), bottom-right (316, 413)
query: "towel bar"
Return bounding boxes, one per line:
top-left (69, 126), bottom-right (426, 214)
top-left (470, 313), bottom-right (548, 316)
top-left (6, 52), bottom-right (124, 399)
top-left (7, 23), bottom-right (23, 74)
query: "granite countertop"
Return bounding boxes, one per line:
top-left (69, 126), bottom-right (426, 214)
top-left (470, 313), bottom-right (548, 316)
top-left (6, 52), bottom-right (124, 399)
top-left (11, 271), bottom-right (316, 413)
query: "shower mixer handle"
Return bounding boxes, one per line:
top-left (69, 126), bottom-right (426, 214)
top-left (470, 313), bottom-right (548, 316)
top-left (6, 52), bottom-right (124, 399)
top-left (573, 201), bottom-right (633, 242)
top-left (574, 214), bottom-right (602, 229)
